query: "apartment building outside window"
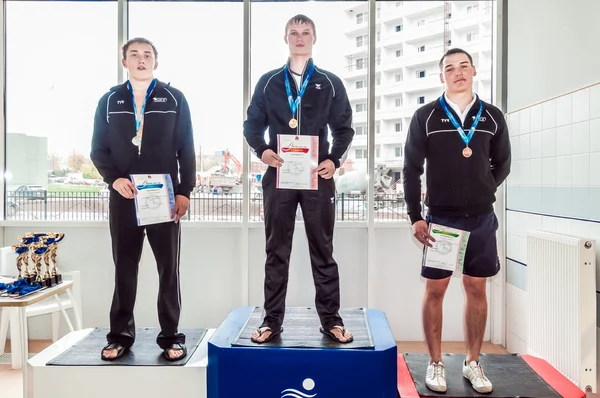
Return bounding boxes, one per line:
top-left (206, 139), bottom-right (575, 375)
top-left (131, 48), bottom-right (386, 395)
top-left (356, 126), bottom-right (364, 135)
top-left (356, 12), bottom-right (368, 24)
top-left (395, 98), bottom-right (402, 107)
top-left (395, 1), bottom-right (403, 6)
top-left (417, 70), bottom-right (426, 78)
top-left (395, 147), bottom-right (403, 157)
top-left (417, 96), bottom-right (425, 104)
top-left (356, 34), bottom-right (368, 47)
top-left (467, 32), bottom-right (478, 42)
top-left (417, 19), bottom-right (425, 27)
top-left (418, 45), bottom-right (425, 52)
top-left (395, 24), bottom-right (403, 32)
top-left (356, 103), bottom-right (366, 112)
top-left (396, 49), bottom-right (403, 57)
top-left (356, 57), bottom-right (366, 70)
top-left (395, 122), bottom-right (402, 132)
top-left (395, 73), bottom-right (403, 82)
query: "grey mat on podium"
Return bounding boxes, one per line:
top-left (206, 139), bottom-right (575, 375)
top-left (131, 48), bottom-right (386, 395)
top-left (46, 327), bottom-right (207, 366)
top-left (405, 353), bottom-right (562, 397)
top-left (231, 307), bottom-right (374, 349)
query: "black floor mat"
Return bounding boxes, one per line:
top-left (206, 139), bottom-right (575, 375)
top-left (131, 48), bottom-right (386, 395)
top-left (404, 353), bottom-right (562, 397)
top-left (46, 327), bottom-right (207, 366)
top-left (231, 307), bottom-right (374, 349)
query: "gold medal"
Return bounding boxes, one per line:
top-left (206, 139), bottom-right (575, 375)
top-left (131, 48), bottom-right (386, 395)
top-left (289, 118), bottom-right (298, 129)
top-left (462, 147), bottom-right (472, 158)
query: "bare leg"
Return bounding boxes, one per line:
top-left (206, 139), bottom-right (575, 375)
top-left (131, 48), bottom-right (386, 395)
top-left (423, 277), bottom-right (451, 363)
top-left (463, 275), bottom-right (488, 362)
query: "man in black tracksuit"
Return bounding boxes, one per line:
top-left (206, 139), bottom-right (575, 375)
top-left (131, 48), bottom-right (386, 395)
top-left (243, 15), bottom-right (355, 344)
top-left (403, 48), bottom-right (510, 394)
top-left (91, 38), bottom-right (195, 361)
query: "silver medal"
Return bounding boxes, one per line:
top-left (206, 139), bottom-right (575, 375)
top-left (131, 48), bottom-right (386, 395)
top-left (132, 136), bottom-right (142, 146)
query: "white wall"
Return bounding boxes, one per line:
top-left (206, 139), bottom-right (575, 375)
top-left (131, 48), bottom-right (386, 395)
top-left (1, 223), bottom-right (491, 343)
top-left (505, 0), bottom-right (600, 387)
top-left (507, 0), bottom-right (600, 112)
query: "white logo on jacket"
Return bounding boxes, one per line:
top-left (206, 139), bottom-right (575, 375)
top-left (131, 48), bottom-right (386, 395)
top-left (154, 97), bottom-right (167, 102)
top-left (117, 100), bottom-right (124, 105)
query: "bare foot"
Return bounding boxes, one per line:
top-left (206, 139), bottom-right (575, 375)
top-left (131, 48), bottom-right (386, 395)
top-left (329, 326), bottom-right (353, 343)
top-left (166, 348), bottom-right (184, 360)
top-left (101, 343), bottom-right (126, 360)
top-left (251, 326), bottom-right (273, 343)
top-left (102, 348), bottom-right (119, 359)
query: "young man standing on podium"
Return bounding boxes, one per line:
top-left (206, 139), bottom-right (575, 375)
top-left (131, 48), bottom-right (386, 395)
top-left (91, 37), bottom-right (196, 362)
top-left (243, 15), bottom-right (355, 344)
top-left (403, 48), bottom-right (511, 394)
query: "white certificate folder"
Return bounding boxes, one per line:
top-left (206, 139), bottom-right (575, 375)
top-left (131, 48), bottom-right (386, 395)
top-left (130, 174), bottom-right (176, 226)
top-left (422, 223), bottom-right (470, 274)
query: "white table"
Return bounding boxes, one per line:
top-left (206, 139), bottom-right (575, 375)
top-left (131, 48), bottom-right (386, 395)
top-left (0, 281), bottom-right (80, 398)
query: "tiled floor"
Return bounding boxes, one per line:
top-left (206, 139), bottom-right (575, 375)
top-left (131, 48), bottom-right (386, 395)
top-left (0, 339), bottom-right (510, 397)
top-left (0, 340), bottom-right (597, 398)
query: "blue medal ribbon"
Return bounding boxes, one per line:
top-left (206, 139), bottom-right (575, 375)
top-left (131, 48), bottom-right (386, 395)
top-left (127, 78), bottom-right (157, 137)
top-left (439, 94), bottom-right (484, 148)
top-left (284, 64), bottom-right (315, 120)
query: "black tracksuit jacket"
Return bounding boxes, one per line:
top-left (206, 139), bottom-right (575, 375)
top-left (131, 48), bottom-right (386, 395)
top-left (403, 95), bottom-right (511, 224)
top-left (91, 80), bottom-right (196, 198)
top-left (243, 58), bottom-right (354, 168)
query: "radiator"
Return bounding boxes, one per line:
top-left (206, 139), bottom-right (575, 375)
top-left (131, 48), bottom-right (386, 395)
top-left (526, 229), bottom-right (596, 393)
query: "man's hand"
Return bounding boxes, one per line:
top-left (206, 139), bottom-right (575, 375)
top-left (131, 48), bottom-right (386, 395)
top-left (412, 220), bottom-right (435, 247)
top-left (171, 195), bottom-right (189, 223)
top-left (261, 149), bottom-right (284, 168)
top-left (113, 178), bottom-right (137, 199)
top-left (314, 159), bottom-right (335, 179)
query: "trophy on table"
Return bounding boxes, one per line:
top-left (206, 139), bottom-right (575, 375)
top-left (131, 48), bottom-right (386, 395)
top-left (40, 235), bottom-right (56, 287)
top-left (29, 243), bottom-right (47, 285)
top-left (18, 235), bottom-right (36, 284)
top-left (11, 244), bottom-right (30, 281)
top-left (33, 243), bottom-right (52, 288)
top-left (48, 233), bottom-right (65, 285)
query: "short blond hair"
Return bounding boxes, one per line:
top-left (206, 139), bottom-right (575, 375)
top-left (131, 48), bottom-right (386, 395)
top-left (285, 14), bottom-right (317, 38)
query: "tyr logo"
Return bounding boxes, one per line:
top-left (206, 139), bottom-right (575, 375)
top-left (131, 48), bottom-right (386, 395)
top-left (441, 118), bottom-right (450, 123)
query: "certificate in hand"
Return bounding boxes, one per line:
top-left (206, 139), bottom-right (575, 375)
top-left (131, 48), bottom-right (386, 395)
top-left (422, 223), bottom-right (470, 274)
top-left (276, 134), bottom-right (319, 190)
top-left (130, 174), bottom-right (176, 226)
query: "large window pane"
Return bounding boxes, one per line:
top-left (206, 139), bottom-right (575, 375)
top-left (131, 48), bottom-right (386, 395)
top-left (373, 0), bottom-right (494, 222)
top-left (251, 0), bottom-right (368, 222)
top-left (5, 1), bottom-right (117, 220)
top-left (129, 1), bottom-right (243, 221)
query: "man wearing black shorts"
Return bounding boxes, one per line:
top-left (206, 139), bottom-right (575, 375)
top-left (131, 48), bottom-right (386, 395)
top-left (403, 48), bottom-right (511, 394)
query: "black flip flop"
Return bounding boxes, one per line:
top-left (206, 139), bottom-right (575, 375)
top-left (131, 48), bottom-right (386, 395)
top-left (250, 326), bottom-right (283, 344)
top-left (320, 326), bottom-right (354, 344)
top-left (163, 343), bottom-right (187, 362)
top-left (100, 342), bottom-right (128, 360)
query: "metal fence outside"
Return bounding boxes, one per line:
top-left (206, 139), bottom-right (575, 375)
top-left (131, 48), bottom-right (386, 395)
top-left (5, 191), bottom-right (417, 222)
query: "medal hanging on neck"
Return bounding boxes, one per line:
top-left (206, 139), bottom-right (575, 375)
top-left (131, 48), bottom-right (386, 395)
top-left (439, 95), bottom-right (483, 158)
top-left (284, 64), bottom-right (315, 131)
top-left (128, 78), bottom-right (157, 150)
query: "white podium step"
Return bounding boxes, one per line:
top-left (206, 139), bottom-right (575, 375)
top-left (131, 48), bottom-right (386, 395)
top-left (27, 328), bottom-right (214, 398)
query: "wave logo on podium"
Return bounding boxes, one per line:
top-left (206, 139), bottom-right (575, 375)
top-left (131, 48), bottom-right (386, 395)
top-left (281, 378), bottom-right (317, 398)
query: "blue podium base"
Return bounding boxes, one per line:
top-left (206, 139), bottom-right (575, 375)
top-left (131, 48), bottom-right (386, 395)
top-left (208, 306), bottom-right (397, 398)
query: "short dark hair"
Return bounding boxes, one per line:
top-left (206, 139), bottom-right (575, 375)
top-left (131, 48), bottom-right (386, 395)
top-left (439, 48), bottom-right (473, 69)
top-left (122, 37), bottom-right (158, 60)
top-left (285, 14), bottom-right (317, 38)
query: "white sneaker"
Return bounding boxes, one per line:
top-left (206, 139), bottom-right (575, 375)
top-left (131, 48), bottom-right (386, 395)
top-left (425, 361), bottom-right (447, 392)
top-left (462, 360), bottom-right (493, 393)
